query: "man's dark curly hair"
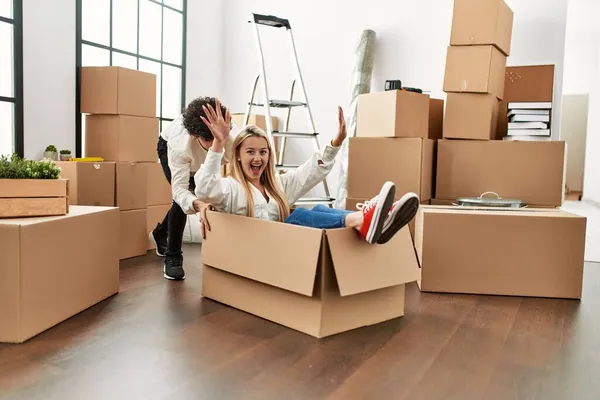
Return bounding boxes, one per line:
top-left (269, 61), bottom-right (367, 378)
top-left (181, 96), bottom-right (228, 140)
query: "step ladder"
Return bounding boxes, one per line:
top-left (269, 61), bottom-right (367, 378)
top-left (242, 13), bottom-right (335, 207)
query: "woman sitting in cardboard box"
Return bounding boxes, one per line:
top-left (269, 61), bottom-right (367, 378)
top-left (194, 100), bottom-right (419, 244)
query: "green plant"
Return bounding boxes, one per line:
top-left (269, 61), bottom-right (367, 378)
top-left (0, 154), bottom-right (61, 179)
top-left (59, 149), bottom-right (71, 155)
top-left (45, 145), bottom-right (57, 153)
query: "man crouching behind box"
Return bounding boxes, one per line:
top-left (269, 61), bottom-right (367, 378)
top-left (194, 101), bottom-right (420, 244)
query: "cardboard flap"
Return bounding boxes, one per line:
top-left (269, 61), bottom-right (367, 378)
top-left (326, 227), bottom-right (420, 296)
top-left (201, 211), bottom-right (323, 297)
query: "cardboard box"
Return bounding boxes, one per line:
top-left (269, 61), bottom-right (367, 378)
top-left (0, 179), bottom-right (68, 218)
top-left (496, 100), bottom-right (509, 139)
top-left (443, 45), bottom-right (507, 100)
top-left (116, 162), bottom-right (148, 211)
top-left (436, 139), bottom-right (566, 207)
top-left (80, 66), bottom-right (156, 118)
top-left (147, 204), bottom-right (170, 251)
top-left (443, 93), bottom-right (499, 140)
top-left (120, 209), bottom-right (148, 260)
top-left (504, 64), bottom-right (555, 102)
top-left (85, 114), bottom-right (158, 162)
top-left (201, 211), bottom-right (420, 338)
top-left (430, 199), bottom-right (455, 206)
top-left (450, 0), bottom-right (514, 57)
top-left (428, 98), bottom-right (444, 140)
top-left (146, 162), bottom-right (171, 206)
top-left (348, 138), bottom-right (434, 202)
top-left (55, 161), bottom-right (115, 206)
top-left (357, 90), bottom-right (430, 138)
top-left (0, 206), bottom-right (119, 343)
top-left (414, 206), bottom-right (586, 299)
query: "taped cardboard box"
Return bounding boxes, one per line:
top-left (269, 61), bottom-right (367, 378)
top-left (146, 162), bottom-right (171, 206)
top-left (348, 138), bottom-right (434, 202)
top-left (201, 212), bottom-right (420, 338)
top-left (436, 139), bottom-right (566, 207)
top-left (80, 66), bottom-right (156, 118)
top-left (0, 179), bottom-right (69, 218)
top-left (147, 204), bottom-right (170, 251)
top-left (443, 93), bottom-right (499, 140)
top-left (450, 0), bottom-right (514, 57)
top-left (120, 209), bottom-right (148, 260)
top-left (116, 162), bottom-right (148, 211)
top-left (443, 45), bottom-right (507, 100)
top-left (55, 161), bottom-right (115, 206)
top-left (357, 90), bottom-right (430, 139)
top-left (0, 206), bottom-right (120, 343)
top-left (85, 114), bottom-right (158, 162)
top-left (414, 205), bottom-right (586, 299)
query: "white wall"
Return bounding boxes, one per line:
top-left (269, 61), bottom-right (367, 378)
top-left (561, 94), bottom-right (588, 192)
top-left (583, 48), bottom-right (600, 204)
top-left (219, 0), bottom-right (569, 195)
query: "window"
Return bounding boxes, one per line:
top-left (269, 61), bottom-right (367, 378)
top-left (0, 0), bottom-right (23, 157)
top-left (75, 0), bottom-right (187, 157)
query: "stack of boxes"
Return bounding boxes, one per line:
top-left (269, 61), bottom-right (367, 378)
top-left (79, 66), bottom-right (171, 260)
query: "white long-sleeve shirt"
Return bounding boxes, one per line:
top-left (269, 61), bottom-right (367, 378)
top-left (161, 115), bottom-right (236, 215)
top-left (193, 144), bottom-right (340, 221)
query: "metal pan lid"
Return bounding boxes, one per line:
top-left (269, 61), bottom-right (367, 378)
top-left (455, 192), bottom-right (526, 208)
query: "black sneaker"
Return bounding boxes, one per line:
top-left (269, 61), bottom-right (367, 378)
top-left (164, 255), bottom-right (185, 280)
top-left (148, 223), bottom-right (167, 257)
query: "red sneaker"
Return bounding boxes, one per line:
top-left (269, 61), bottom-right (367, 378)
top-left (377, 192), bottom-right (420, 244)
top-left (357, 181), bottom-right (395, 244)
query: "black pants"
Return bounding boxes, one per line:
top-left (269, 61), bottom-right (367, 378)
top-left (156, 136), bottom-right (196, 257)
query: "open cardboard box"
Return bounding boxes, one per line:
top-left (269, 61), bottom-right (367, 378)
top-left (201, 211), bottom-right (420, 338)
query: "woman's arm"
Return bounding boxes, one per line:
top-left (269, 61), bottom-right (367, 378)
top-left (193, 148), bottom-right (233, 211)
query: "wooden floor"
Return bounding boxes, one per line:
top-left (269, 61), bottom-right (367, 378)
top-left (1, 245), bottom-right (600, 400)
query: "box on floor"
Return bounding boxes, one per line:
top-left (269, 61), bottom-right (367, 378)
top-left (450, 0), bottom-right (514, 57)
top-left (146, 162), bottom-right (171, 207)
top-left (116, 162), bottom-right (148, 211)
top-left (80, 66), bottom-right (156, 118)
top-left (201, 211), bottom-right (420, 338)
top-left (348, 137), bottom-right (434, 202)
top-left (436, 139), bottom-right (566, 207)
top-left (0, 206), bottom-right (120, 343)
top-left (443, 93), bottom-right (499, 140)
top-left (55, 161), bottom-right (115, 206)
top-left (120, 209), bottom-right (148, 260)
top-left (414, 205), bottom-right (586, 299)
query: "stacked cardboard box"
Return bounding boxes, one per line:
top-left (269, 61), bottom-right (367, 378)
top-left (80, 66), bottom-right (160, 260)
top-left (347, 90), bottom-right (443, 237)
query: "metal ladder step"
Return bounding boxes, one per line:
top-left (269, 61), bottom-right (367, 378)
top-left (272, 131), bottom-right (318, 138)
top-left (250, 100), bottom-right (306, 108)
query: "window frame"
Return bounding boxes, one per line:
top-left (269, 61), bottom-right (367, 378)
top-left (0, 0), bottom-right (24, 157)
top-left (75, 0), bottom-right (187, 157)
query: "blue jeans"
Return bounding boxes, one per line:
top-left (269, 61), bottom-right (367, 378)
top-left (284, 205), bottom-right (352, 229)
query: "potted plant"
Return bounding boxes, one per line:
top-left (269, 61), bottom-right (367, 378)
top-left (59, 149), bottom-right (72, 161)
top-left (43, 145), bottom-right (58, 161)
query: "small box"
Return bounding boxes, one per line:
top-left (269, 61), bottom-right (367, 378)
top-left (450, 0), bottom-right (514, 56)
top-left (147, 204), bottom-right (170, 251)
top-left (357, 90), bottom-right (430, 138)
top-left (120, 209), bottom-right (148, 260)
top-left (80, 66), bottom-right (156, 118)
top-left (116, 162), bottom-right (148, 211)
top-left (436, 139), bottom-right (566, 207)
top-left (414, 206), bottom-right (586, 299)
top-left (428, 98), bottom-right (445, 140)
top-left (85, 114), bottom-right (158, 162)
top-left (55, 161), bottom-right (116, 206)
top-left (146, 162), bottom-right (171, 206)
top-left (348, 138), bottom-right (434, 202)
top-left (0, 206), bottom-right (120, 343)
top-left (201, 211), bottom-right (420, 338)
top-left (504, 65), bottom-right (555, 102)
top-left (0, 179), bottom-right (68, 218)
top-left (443, 45), bottom-right (507, 100)
top-left (443, 93), bottom-right (499, 140)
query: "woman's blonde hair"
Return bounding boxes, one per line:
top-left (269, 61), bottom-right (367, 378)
top-left (229, 125), bottom-right (290, 221)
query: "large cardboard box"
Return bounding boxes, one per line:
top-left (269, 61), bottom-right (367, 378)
top-left (443, 93), bottom-right (499, 140)
top-left (436, 139), bottom-right (566, 207)
top-left (55, 161), bottom-right (115, 206)
top-left (357, 90), bottom-right (430, 139)
top-left (443, 45), bottom-right (507, 100)
top-left (80, 66), bottom-right (156, 118)
top-left (428, 98), bottom-right (444, 140)
top-left (504, 65), bottom-right (555, 102)
top-left (450, 0), bottom-right (514, 57)
top-left (116, 162), bottom-right (148, 211)
top-left (120, 209), bottom-right (148, 260)
top-left (146, 162), bottom-right (171, 206)
top-left (201, 211), bottom-right (420, 338)
top-left (348, 138), bottom-right (434, 202)
top-left (147, 204), bottom-right (170, 251)
top-left (85, 114), bottom-right (158, 162)
top-left (414, 206), bottom-right (586, 299)
top-left (0, 179), bottom-right (69, 218)
top-left (0, 206), bottom-right (120, 343)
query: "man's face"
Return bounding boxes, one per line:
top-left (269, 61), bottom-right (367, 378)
top-left (197, 137), bottom-right (214, 151)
